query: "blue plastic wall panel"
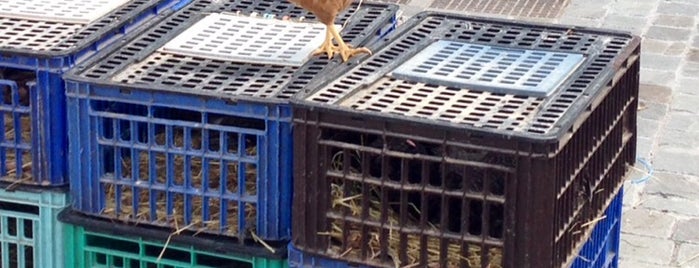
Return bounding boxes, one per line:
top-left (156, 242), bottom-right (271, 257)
top-left (0, 188), bottom-right (69, 268)
top-left (0, 0), bottom-right (188, 186)
top-left (571, 188), bottom-right (623, 268)
top-left (65, 82), bottom-right (292, 241)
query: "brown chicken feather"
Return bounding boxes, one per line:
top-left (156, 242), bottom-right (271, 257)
top-left (286, 0), bottom-right (371, 62)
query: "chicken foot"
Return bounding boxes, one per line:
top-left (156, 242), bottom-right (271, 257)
top-left (313, 24), bottom-right (371, 62)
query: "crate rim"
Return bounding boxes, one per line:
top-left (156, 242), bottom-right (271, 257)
top-left (58, 207), bottom-right (288, 260)
top-left (290, 10), bottom-right (641, 144)
top-left (61, 1), bottom-right (399, 104)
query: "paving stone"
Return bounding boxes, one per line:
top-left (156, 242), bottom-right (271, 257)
top-left (638, 101), bottom-right (668, 121)
top-left (657, 2), bottom-right (699, 16)
top-left (646, 26), bottom-right (692, 41)
top-left (641, 54), bottom-right (684, 70)
top-left (637, 118), bottom-right (661, 138)
top-left (640, 84), bottom-right (673, 104)
top-left (619, 233), bottom-right (675, 265)
top-left (618, 259), bottom-right (671, 268)
top-left (642, 38), bottom-right (672, 54)
top-left (670, 0), bottom-right (699, 5)
top-left (654, 146), bottom-right (699, 176)
top-left (641, 194), bottom-right (699, 216)
top-left (689, 49), bottom-right (699, 62)
top-left (681, 62), bottom-right (699, 78)
top-left (665, 113), bottom-right (699, 132)
top-left (677, 243), bottom-right (699, 267)
top-left (657, 130), bottom-right (699, 151)
top-left (635, 137), bottom-right (654, 160)
top-left (561, 2), bottom-right (607, 20)
top-left (558, 16), bottom-right (602, 27)
top-left (654, 14), bottom-right (696, 28)
top-left (671, 93), bottom-right (699, 114)
top-left (674, 219), bottom-right (699, 243)
top-left (640, 69), bottom-right (676, 86)
top-left (666, 42), bottom-right (687, 56)
top-left (609, 0), bottom-right (659, 17)
top-left (677, 78), bottom-right (699, 95)
top-left (622, 207), bottom-right (677, 238)
top-left (657, 130), bottom-right (699, 149)
top-left (645, 172), bottom-right (699, 201)
top-left (602, 14), bottom-right (648, 34)
top-left (623, 180), bottom-right (647, 207)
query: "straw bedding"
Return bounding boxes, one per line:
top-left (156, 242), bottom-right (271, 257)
top-left (102, 131), bottom-right (258, 236)
top-left (2, 113), bottom-right (32, 182)
top-left (325, 151), bottom-right (503, 268)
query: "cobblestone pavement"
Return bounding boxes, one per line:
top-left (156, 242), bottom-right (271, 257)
top-left (380, 0), bottom-right (699, 267)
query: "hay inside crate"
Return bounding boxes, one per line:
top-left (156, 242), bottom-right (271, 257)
top-left (102, 130), bottom-right (258, 237)
top-left (326, 152), bottom-right (503, 268)
top-left (2, 113), bottom-right (32, 182)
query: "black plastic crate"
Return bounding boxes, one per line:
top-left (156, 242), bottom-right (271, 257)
top-left (0, 0), bottom-right (187, 186)
top-left (291, 12), bottom-right (639, 268)
top-left (63, 0), bottom-right (398, 242)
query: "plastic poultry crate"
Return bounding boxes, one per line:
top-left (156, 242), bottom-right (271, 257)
top-left (291, 11), bottom-right (639, 268)
top-left (63, 0), bottom-right (398, 242)
top-left (0, 187), bottom-right (69, 267)
top-left (0, 0), bottom-right (188, 187)
top-left (59, 210), bottom-right (288, 268)
top-left (287, 188), bottom-right (624, 268)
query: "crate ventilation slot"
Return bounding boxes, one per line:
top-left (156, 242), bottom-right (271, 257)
top-left (158, 13), bottom-right (340, 67)
top-left (0, 0), bottom-right (130, 24)
top-left (391, 40), bottom-right (585, 97)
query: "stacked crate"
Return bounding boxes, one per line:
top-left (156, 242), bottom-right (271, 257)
top-left (0, 0), bottom-right (186, 266)
top-left (61, 0), bottom-right (398, 264)
top-left (289, 11), bottom-right (639, 268)
top-left (59, 209), bottom-right (289, 268)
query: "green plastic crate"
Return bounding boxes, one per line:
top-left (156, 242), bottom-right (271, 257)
top-left (0, 187), bottom-right (68, 268)
top-left (65, 224), bottom-right (289, 268)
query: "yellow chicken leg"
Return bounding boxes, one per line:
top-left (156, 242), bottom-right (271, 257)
top-left (328, 25), bottom-right (371, 62)
top-left (312, 24), bottom-right (372, 62)
top-left (312, 26), bottom-right (337, 59)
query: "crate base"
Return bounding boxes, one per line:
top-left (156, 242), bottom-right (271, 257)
top-left (58, 208), bottom-right (288, 259)
top-left (288, 188), bottom-right (624, 268)
top-left (63, 218), bottom-right (289, 268)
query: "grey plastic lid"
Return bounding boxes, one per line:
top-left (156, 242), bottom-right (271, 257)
top-left (158, 13), bottom-right (340, 67)
top-left (391, 40), bottom-right (585, 97)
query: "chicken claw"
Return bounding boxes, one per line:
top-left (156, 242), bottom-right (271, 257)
top-left (337, 45), bottom-right (372, 62)
top-left (327, 24), bottom-right (372, 62)
top-left (312, 31), bottom-right (337, 59)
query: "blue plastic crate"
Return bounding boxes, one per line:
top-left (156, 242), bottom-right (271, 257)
top-left (572, 188), bottom-right (623, 268)
top-left (0, 187), bottom-right (69, 267)
top-left (64, 0), bottom-right (398, 242)
top-left (0, 0), bottom-right (189, 186)
top-left (287, 188), bottom-right (625, 268)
